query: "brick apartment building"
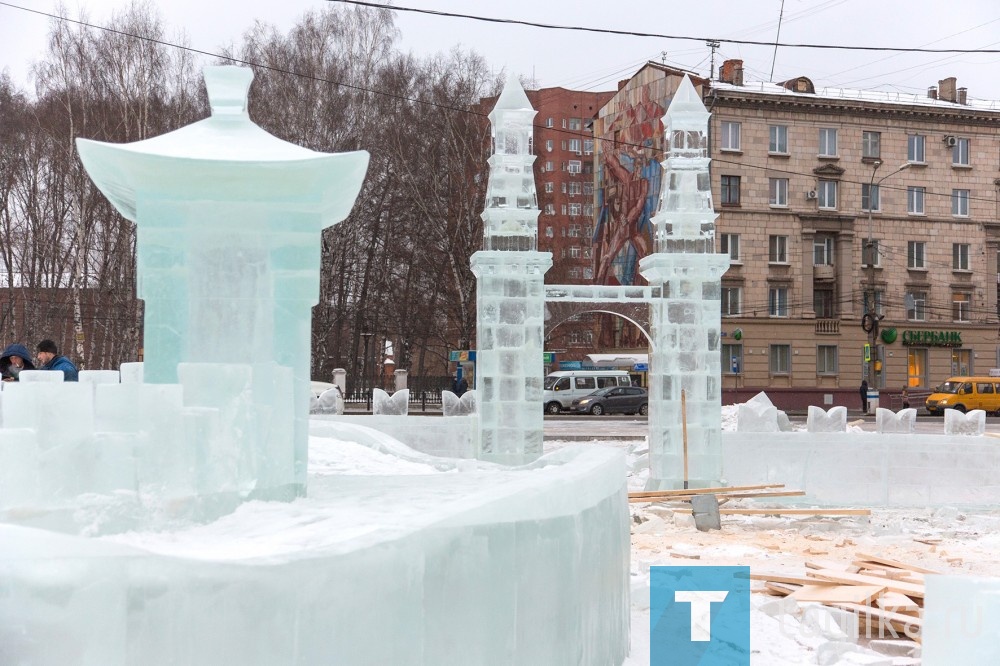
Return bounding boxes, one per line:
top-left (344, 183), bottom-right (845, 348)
top-left (586, 60), bottom-right (1000, 409)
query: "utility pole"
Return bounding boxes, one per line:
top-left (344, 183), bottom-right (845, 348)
top-left (707, 40), bottom-right (721, 80)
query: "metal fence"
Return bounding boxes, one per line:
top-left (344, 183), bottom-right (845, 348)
top-left (344, 375), bottom-right (453, 411)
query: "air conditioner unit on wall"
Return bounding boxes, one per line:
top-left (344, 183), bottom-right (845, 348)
top-left (945, 135), bottom-right (958, 147)
top-left (806, 190), bottom-right (818, 200)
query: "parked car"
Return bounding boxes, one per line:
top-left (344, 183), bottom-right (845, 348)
top-left (571, 386), bottom-right (648, 416)
top-left (925, 377), bottom-right (1000, 416)
top-left (543, 370), bottom-right (632, 414)
top-left (310, 381), bottom-right (344, 415)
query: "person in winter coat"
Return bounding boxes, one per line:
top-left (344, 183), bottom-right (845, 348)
top-left (35, 339), bottom-right (79, 382)
top-left (0, 342), bottom-right (35, 382)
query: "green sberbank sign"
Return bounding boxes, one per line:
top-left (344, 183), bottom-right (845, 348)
top-left (901, 330), bottom-right (962, 347)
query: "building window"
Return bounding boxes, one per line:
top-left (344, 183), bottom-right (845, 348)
top-left (568, 182), bottom-right (582, 195)
top-left (952, 189), bottom-right (970, 217)
top-left (545, 139), bottom-right (553, 152)
top-left (568, 224), bottom-right (581, 237)
top-left (770, 344), bottom-right (791, 375)
top-left (769, 178), bottom-right (788, 206)
top-left (862, 183), bottom-right (879, 212)
top-left (721, 175), bottom-right (741, 205)
top-left (769, 235), bottom-right (788, 263)
top-left (953, 243), bottom-right (970, 271)
top-left (952, 349), bottom-right (972, 376)
top-left (583, 268), bottom-right (593, 279)
top-left (569, 246), bottom-right (581, 258)
top-left (818, 128), bottom-right (837, 157)
top-left (568, 268), bottom-right (581, 280)
top-left (722, 343), bottom-right (743, 374)
top-left (544, 204), bottom-right (555, 215)
top-left (953, 137), bottom-right (970, 166)
top-left (907, 134), bottom-right (925, 163)
top-left (720, 233), bottom-right (740, 261)
top-left (817, 345), bottom-right (838, 375)
top-left (953, 292), bottom-right (971, 322)
top-left (862, 239), bottom-right (881, 268)
top-left (568, 203), bottom-right (582, 216)
top-left (583, 183), bottom-right (594, 196)
top-left (561, 140), bottom-right (567, 151)
top-left (567, 160), bottom-right (582, 174)
top-left (583, 204), bottom-right (594, 217)
top-left (769, 125), bottom-right (788, 154)
top-left (583, 247), bottom-right (592, 259)
top-left (907, 186), bottom-right (925, 214)
top-left (568, 138), bottom-right (582, 153)
top-left (862, 131), bottom-right (881, 159)
top-left (813, 236), bottom-right (834, 266)
top-left (583, 139), bottom-right (594, 155)
top-left (818, 180), bottom-right (837, 209)
top-left (721, 286), bottom-right (742, 316)
top-left (721, 121), bottom-right (741, 151)
top-left (814, 289), bottom-right (835, 318)
top-left (907, 241), bottom-right (925, 269)
top-left (544, 182), bottom-right (554, 193)
top-left (906, 291), bottom-right (926, 321)
top-left (908, 348), bottom-right (927, 388)
top-left (544, 161), bottom-right (553, 172)
top-left (545, 226), bottom-right (554, 238)
top-left (560, 204), bottom-right (567, 215)
top-left (568, 118), bottom-right (581, 131)
top-left (545, 117), bottom-right (553, 128)
top-left (769, 287), bottom-right (788, 317)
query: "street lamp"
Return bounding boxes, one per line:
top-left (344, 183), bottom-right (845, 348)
top-left (864, 159), bottom-right (911, 414)
top-left (361, 331), bottom-right (374, 411)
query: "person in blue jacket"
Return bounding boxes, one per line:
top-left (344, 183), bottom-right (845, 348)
top-left (1, 342), bottom-right (35, 382)
top-left (35, 339), bottom-right (79, 381)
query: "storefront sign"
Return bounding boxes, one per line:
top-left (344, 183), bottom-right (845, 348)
top-left (901, 330), bottom-right (962, 347)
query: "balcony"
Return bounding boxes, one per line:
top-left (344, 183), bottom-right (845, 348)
top-left (815, 319), bottom-right (840, 335)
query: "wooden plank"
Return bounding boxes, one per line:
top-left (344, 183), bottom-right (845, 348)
top-left (830, 602), bottom-right (923, 642)
top-left (763, 582), bottom-right (800, 596)
top-left (628, 483), bottom-right (784, 498)
top-left (720, 508), bottom-right (871, 516)
top-left (790, 584), bottom-right (885, 604)
top-left (852, 565), bottom-right (925, 584)
top-left (629, 490), bottom-right (805, 503)
top-left (805, 559), bottom-right (859, 573)
top-left (853, 552), bottom-right (941, 575)
top-left (806, 569), bottom-right (925, 599)
top-left (750, 572), bottom-right (828, 586)
top-left (875, 591), bottom-right (920, 613)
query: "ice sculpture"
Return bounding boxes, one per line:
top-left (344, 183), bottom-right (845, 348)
top-left (806, 405), bottom-right (847, 432)
top-left (736, 392), bottom-right (780, 432)
top-left (76, 66), bottom-right (369, 498)
top-left (875, 407), bottom-right (917, 434)
top-left (372, 388), bottom-right (409, 415)
top-left (442, 389), bottom-right (477, 416)
top-left (471, 74), bottom-right (550, 465)
top-left (639, 76), bottom-right (730, 488)
top-left (944, 408), bottom-right (986, 435)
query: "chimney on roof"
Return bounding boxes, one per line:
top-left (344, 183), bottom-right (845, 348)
top-left (938, 77), bottom-right (957, 103)
top-left (927, 86), bottom-right (938, 100)
top-left (957, 87), bottom-right (968, 105)
top-left (719, 59), bottom-right (744, 86)
top-left (618, 79), bottom-right (628, 91)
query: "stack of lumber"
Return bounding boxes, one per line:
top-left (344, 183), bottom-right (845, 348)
top-left (628, 484), bottom-right (870, 517)
top-left (753, 552), bottom-right (937, 643)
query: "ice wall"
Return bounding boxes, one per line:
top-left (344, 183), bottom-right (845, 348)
top-left (75, 66), bottom-right (369, 497)
top-left (639, 75), bottom-right (729, 489)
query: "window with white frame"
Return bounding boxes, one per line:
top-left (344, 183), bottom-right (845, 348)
top-left (817, 345), bottom-right (838, 375)
top-left (953, 292), bottom-right (971, 322)
top-left (544, 182), bottom-right (554, 193)
top-left (568, 139), bottom-right (582, 153)
top-left (953, 137), bottom-right (970, 166)
top-left (568, 224), bottom-right (581, 237)
top-left (545, 226), bottom-right (554, 238)
top-left (544, 204), bottom-right (555, 215)
top-left (583, 139), bottom-right (594, 155)
top-left (720, 233), bottom-right (740, 261)
top-left (569, 246), bottom-right (581, 258)
top-left (583, 247), bottom-right (592, 259)
top-left (862, 239), bottom-right (881, 267)
top-left (906, 291), bottom-right (927, 321)
top-left (568, 268), bottom-right (581, 280)
top-left (907, 241), bottom-right (926, 268)
top-left (769, 235), bottom-right (788, 263)
top-left (818, 180), bottom-right (837, 209)
top-left (568, 182), bottom-right (582, 195)
top-left (769, 125), bottom-right (788, 154)
top-left (567, 160), bottom-right (582, 174)
top-left (561, 140), bottom-right (567, 151)
top-left (953, 243), bottom-right (970, 270)
top-left (862, 131), bottom-right (881, 159)
top-left (568, 118), bottom-right (581, 130)
top-left (545, 139), bottom-right (553, 152)
top-left (544, 161), bottom-right (553, 172)
top-left (907, 134), bottom-right (925, 163)
top-left (813, 236), bottom-right (834, 266)
top-left (561, 182), bottom-right (567, 194)
top-left (862, 183), bottom-right (879, 212)
top-left (907, 186), bottom-right (925, 214)
top-left (545, 117), bottom-right (553, 128)
top-left (952, 189), bottom-right (970, 217)
top-left (818, 128), bottom-right (837, 157)
top-left (583, 204), bottom-right (594, 217)
top-left (568, 203), bottom-right (582, 216)
top-left (770, 344), bottom-right (791, 374)
top-left (769, 286), bottom-right (788, 317)
top-left (583, 183), bottom-right (593, 196)
top-left (721, 121), bottom-right (741, 151)
top-left (722, 344), bottom-right (743, 374)
top-left (721, 286), bottom-right (742, 316)
top-left (769, 178), bottom-right (788, 206)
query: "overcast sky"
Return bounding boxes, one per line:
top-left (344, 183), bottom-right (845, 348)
top-left (2, 0), bottom-right (1000, 101)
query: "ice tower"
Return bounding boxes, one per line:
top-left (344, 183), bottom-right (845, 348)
top-left (471, 75), bottom-right (552, 464)
top-left (639, 76), bottom-right (730, 488)
top-left (76, 66), bottom-right (370, 497)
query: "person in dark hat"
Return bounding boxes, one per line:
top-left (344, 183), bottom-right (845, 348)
top-left (1, 343), bottom-right (35, 382)
top-left (36, 339), bottom-right (79, 382)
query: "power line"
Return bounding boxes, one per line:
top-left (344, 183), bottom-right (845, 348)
top-left (327, 0), bottom-right (1000, 55)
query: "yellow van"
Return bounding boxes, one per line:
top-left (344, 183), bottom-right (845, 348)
top-left (925, 377), bottom-right (1000, 416)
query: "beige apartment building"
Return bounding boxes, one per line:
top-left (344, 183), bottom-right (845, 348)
top-left (591, 60), bottom-right (1000, 409)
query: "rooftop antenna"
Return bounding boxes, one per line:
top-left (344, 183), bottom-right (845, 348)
top-left (660, 51), bottom-right (668, 65)
top-left (769, 0), bottom-right (786, 81)
top-left (707, 40), bottom-right (721, 80)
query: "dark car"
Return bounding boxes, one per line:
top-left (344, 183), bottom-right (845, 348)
top-left (571, 386), bottom-right (648, 416)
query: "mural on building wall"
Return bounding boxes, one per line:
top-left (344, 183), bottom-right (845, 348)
top-left (593, 86), bottom-right (666, 287)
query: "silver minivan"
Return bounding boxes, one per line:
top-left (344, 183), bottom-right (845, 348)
top-left (542, 370), bottom-right (633, 414)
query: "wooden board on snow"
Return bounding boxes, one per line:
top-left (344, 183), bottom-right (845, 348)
top-left (789, 584), bottom-right (885, 604)
top-left (806, 569), bottom-right (925, 599)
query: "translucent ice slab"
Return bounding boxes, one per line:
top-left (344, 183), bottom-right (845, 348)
top-left (806, 405), bottom-right (847, 432)
top-left (876, 407), bottom-right (916, 434)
